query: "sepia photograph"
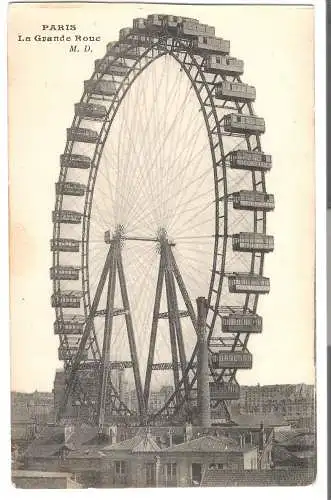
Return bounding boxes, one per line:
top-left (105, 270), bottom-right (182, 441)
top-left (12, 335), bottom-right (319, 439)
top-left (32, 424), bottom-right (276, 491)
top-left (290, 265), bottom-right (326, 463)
top-left (7, 2), bottom-right (319, 491)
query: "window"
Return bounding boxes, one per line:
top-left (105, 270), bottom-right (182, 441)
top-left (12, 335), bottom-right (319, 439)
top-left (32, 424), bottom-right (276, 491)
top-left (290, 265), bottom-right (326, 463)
top-left (208, 463), bottom-right (224, 470)
top-left (166, 463), bottom-right (177, 481)
top-left (146, 463), bottom-right (156, 486)
top-left (216, 56), bottom-right (220, 64)
top-left (115, 461), bottom-right (127, 475)
top-left (203, 36), bottom-right (208, 44)
top-left (192, 463), bottom-right (202, 485)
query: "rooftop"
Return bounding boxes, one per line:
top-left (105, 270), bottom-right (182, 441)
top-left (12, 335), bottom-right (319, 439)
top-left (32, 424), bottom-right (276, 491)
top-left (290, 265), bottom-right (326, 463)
top-left (11, 405), bottom-right (33, 423)
top-left (161, 435), bottom-right (255, 454)
top-left (274, 429), bottom-right (310, 444)
top-left (230, 413), bottom-right (287, 428)
top-left (24, 425), bottom-right (103, 458)
top-left (12, 470), bottom-right (73, 478)
top-left (103, 433), bottom-right (160, 453)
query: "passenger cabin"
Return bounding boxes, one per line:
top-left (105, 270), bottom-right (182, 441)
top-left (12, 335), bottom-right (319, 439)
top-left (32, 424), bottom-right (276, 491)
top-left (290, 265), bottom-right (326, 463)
top-left (56, 182), bottom-right (86, 197)
top-left (164, 15), bottom-right (182, 30)
top-left (51, 291), bottom-right (83, 308)
top-left (84, 79), bottom-right (117, 97)
top-left (107, 64), bottom-right (129, 76)
top-left (75, 102), bottom-right (107, 120)
top-left (123, 47), bottom-right (146, 60)
top-left (52, 210), bottom-right (82, 224)
top-left (50, 266), bottom-right (80, 281)
top-left (223, 114), bottom-right (265, 134)
top-left (210, 351), bottom-right (253, 369)
top-left (163, 15), bottom-right (200, 31)
top-left (106, 42), bottom-right (117, 52)
top-left (133, 18), bottom-right (147, 31)
top-left (192, 36), bottom-right (230, 55)
top-left (209, 382), bottom-right (240, 400)
top-left (229, 150), bottom-right (272, 171)
top-left (146, 14), bottom-right (165, 30)
top-left (95, 59), bottom-right (129, 76)
top-left (215, 81), bottom-right (255, 101)
top-left (222, 313), bottom-right (263, 333)
top-left (134, 35), bottom-right (153, 48)
top-left (60, 154), bottom-right (91, 169)
top-left (119, 27), bottom-right (133, 40)
top-left (232, 190), bottom-right (275, 211)
top-left (181, 20), bottom-right (215, 37)
top-left (108, 43), bottom-right (145, 59)
top-left (232, 232), bottom-right (274, 253)
top-left (139, 15), bottom-right (212, 37)
top-left (67, 127), bottom-right (99, 144)
top-left (179, 16), bottom-right (200, 23)
top-left (228, 273), bottom-right (270, 294)
top-left (58, 347), bottom-right (88, 361)
top-left (94, 58), bottom-right (108, 73)
top-left (50, 238), bottom-right (80, 253)
top-left (54, 315), bottom-right (85, 335)
top-left (145, 14), bottom-right (200, 31)
top-left (108, 64), bottom-right (129, 76)
top-left (205, 55), bottom-right (244, 75)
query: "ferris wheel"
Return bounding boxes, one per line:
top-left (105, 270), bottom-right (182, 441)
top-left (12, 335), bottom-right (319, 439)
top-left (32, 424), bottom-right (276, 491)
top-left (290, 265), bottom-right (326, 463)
top-left (51, 14), bottom-right (274, 427)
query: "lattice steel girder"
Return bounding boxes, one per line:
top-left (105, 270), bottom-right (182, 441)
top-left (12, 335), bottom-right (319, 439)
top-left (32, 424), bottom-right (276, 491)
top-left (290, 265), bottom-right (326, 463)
top-left (144, 240), bottom-right (198, 415)
top-left (117, 245), bottom-right (146, 418)
top-left (97, 241), bottom-right (118, 428)
top-left (57, 241), bottom-right (144, 424)
top-left (144, 252), bottom-right (165, 405)
top-left (164, 264), bottom-right (182, 406)
top-left (57, 245), bottom-right (113, 420)
top-left (164, 246), bottom-right (189, 399)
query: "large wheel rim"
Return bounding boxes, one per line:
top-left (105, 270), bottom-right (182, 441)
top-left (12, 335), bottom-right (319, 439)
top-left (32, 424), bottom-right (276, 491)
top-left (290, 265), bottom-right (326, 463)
top-left (52, 21), bottom-right (272, 423)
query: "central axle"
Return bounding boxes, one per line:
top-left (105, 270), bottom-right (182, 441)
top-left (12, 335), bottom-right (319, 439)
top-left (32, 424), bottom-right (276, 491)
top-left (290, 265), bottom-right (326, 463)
top-left (104, 227), bottom-right (176, 246)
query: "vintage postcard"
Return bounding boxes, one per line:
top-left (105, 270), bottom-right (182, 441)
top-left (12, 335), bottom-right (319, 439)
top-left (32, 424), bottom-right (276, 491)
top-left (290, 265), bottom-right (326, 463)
top-left (8, 2), bottom-right (317, 491)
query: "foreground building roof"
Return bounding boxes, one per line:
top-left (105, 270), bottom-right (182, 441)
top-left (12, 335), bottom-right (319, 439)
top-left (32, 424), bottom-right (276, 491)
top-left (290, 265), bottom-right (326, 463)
top-left (104, 433), bottom-right (160, 453)
top-left (160, 435), bottom-right (254, 454)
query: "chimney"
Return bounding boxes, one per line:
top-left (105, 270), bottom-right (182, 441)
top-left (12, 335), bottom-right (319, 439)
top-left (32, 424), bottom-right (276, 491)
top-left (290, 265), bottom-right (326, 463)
top-left (110, 425), bottom-right (118, 443)
top-left (64, 425), bottom-right (75, 444)
top-left (185, 422), bottom-right (193, 442)
top-left (196, 297), bottom-right (211, 428)
top-left (155, 455), bottom-right (161, 488)
top-left (259, 421), bottom-right (266, 451)
top-left (98, 424), bottom-right (117, 443)
top-left (118, 368), bottom-right (125, 403)
top-left (167, 428), bottom-right (174, 447)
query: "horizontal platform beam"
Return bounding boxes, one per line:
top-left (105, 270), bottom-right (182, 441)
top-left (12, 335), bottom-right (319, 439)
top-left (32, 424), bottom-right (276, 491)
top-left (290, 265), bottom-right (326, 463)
top-left (77, 360), bottom-right (133, 370)
top-left (94, 308), bottom-right (128, 317)
top-left (158, 310), bottom-right (190, 319)
top-left (151, 362), bottom-right (197, 370)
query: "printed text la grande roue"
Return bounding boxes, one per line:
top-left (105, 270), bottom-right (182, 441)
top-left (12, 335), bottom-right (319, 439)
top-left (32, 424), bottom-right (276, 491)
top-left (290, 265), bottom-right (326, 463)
top-left (17, 24), bottom-right (101, 53)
